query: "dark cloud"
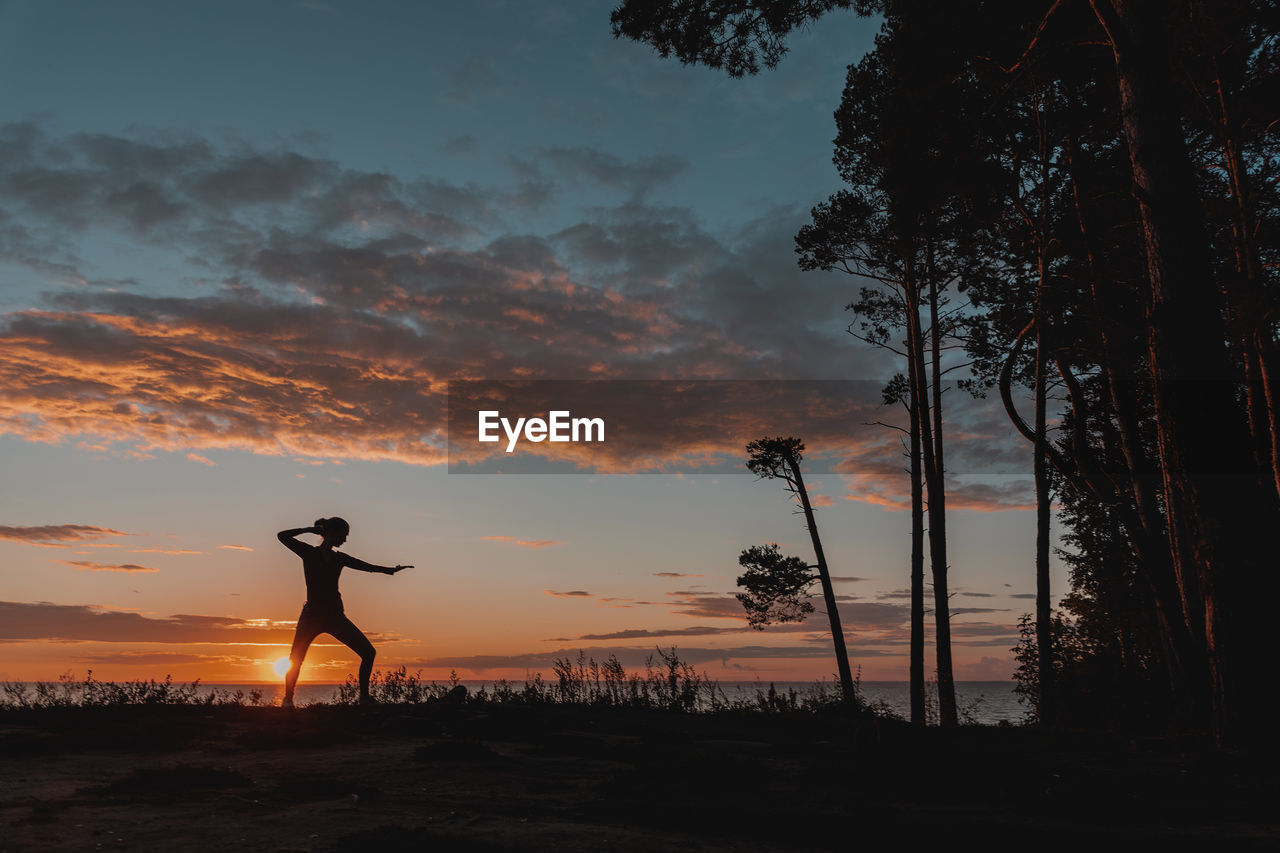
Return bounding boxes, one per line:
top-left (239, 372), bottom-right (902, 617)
top-left (651, 591), bottom-right (909, 636)
top-left (0, 123), bottom-right (1032, 508)
top-left (943, 400), bottom-right (1051, 475)
top-left (550, 205), bottom-right (719, 287)
top-left (60, 560), bottom-right (158, 573)
top-left (664, 592), bottom-right (744, 620)
top-left (186, 151), bottom-right (334, 210)
top-left (544, 590), bottom-right (592, 598)
top-left (835, 412), bottom-right (1036, 512)
top-left (835, 602), bottom-right (911, 627)
top-left (945, 478), bottom-right (1035, 512)
top-left (538, 147), bottom-right (686, 199)
top-left (0, 121), bottom-right (480, 249)
top-left (949, 622), bottom-right (1020, 645)
top-left (0, 601), bottom-right (296, 644)
top-left (0, 524), bottom-right (129, 545)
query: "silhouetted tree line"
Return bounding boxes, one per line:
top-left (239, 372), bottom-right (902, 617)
top-left (614, 0), bottom-right (1280, 744)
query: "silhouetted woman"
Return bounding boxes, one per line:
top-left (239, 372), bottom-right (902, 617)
top-left (277, 517), bottom-right (411, 707)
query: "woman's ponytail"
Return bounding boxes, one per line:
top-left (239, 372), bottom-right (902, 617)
top-left (312, 516), bottom-right (348, 540)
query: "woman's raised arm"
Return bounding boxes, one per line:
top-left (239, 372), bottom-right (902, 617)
top-left (277, 526), bottom-right (319, 557)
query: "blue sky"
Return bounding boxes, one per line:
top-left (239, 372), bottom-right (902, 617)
top-left (0, 1), bottom-right (875, 229)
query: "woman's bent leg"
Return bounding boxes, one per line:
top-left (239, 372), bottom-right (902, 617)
top-left (328, 614), bottom-right (377, 703)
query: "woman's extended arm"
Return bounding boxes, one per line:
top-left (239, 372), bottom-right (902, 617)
top-left (277, 526), bottom-right (319, 557)
top-left (341, 554), bottom-right (413, 575)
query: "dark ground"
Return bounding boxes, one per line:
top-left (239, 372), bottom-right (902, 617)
top-left (2, 702), bottom-right (1277, 851)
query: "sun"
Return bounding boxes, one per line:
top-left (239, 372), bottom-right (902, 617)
top-left (271, 657), bottom-right (291, 677)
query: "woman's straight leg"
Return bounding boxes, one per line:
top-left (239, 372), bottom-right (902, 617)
top-left (284, 610), bottom-right (324, 706)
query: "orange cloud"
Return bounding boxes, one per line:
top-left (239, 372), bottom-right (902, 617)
top-left (0, 524), bottom-right (129, 545)
top-left (127, 548), bottom-right (203, 555)
top-left (0, 302), bottom-right (1012, 495)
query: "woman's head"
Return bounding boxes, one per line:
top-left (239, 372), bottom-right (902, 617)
top-left (315, 516), bottom-right (350, 546)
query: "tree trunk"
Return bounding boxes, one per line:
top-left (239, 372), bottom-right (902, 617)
top-left (908, 245), bottom-right (958, 727)
top-left (1091, 0), bottom-right (1277, 743)
top-left (1033, 98), bottom-right (1055, 727)
top-left (787, 457), bottom-right (857, 703)
top-left (1064, 129), bottom-right (1209, 723)
top-left (909, 347), bottom-right (926, 725)
top-left (927, 248), bottom-right (958, 727)
top-left (1213, 71), bottom-right (1280, 503)
top-left (1034, 311), bottom-right (1054, 727)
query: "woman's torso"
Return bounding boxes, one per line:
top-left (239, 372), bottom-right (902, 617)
top-left (301, 546), bottom-right (345, 610)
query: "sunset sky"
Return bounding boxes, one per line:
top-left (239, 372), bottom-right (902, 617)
top-left (0, 0), bottom-right (1061, 686)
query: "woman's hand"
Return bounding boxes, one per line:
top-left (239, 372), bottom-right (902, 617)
top-left (384, 564), bottom-right (413, 575)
